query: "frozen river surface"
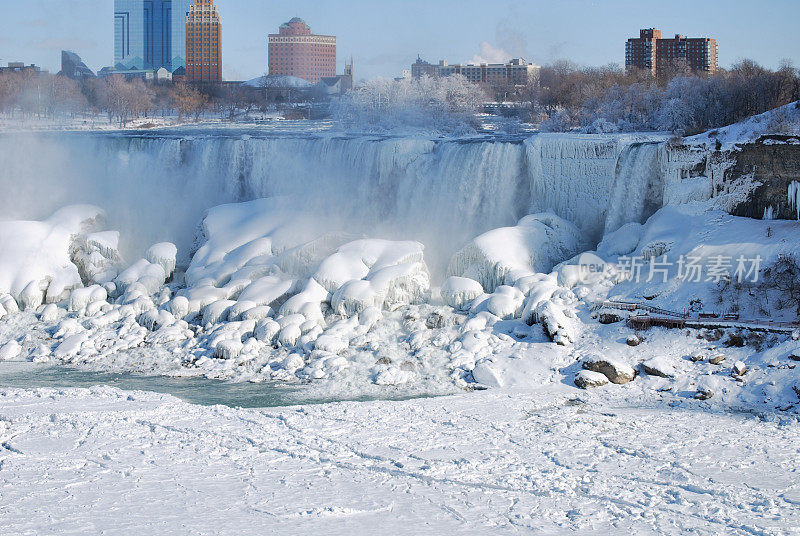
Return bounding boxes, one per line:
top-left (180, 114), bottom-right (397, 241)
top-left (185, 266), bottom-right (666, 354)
top-left (1, 385), bottom-right (798, 535)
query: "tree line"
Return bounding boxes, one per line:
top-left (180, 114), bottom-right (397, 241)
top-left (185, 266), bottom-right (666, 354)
top-left (527, 59), bottom-right (800, 134)
top-left (0, 71), bottom-right (270, 127)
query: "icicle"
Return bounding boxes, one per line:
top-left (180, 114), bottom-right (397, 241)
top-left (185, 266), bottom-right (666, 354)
top-left (789, 181), bottom-right (800, 220)
top-left (763, 206), bottom-right (776, 220)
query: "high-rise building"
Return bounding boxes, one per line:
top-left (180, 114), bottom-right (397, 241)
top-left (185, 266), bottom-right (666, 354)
top-left (626, 28), bottom-right (718, 77)
top-left (268, 18), bottom-right (336, 84)
top-left (59, 51), bottom-right (96, 80)
top-left (185, 0), bottom-right (222, 82)
top-left (114, 0), bottom-right (194, 72)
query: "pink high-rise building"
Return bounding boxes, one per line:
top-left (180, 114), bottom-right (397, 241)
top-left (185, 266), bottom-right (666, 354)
top-left (268, 17), bottom-right (336, 84)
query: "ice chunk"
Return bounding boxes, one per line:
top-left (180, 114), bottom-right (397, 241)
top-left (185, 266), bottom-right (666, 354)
top-left (254, 318), bottom-right (281, 342)
top-left (39, 303), bottom-right (59, 323)
top-left (146, 242), bottom-right (178, 278)
top-left (202, 299), bottom-right (236, 325)
top-left (447, 213), bottom-right (583, 292)
top-left (0, 341), bottom-right (22, 361)
top-left (0, 206), bottom-right (108, 306)
top-left (68, 285), bottom-right (107, 313)
top-left (440, 276), bottom-right (484, 310)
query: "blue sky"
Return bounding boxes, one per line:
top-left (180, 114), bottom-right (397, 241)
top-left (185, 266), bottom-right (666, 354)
top-left (0, 0), bottom-right (798, 81)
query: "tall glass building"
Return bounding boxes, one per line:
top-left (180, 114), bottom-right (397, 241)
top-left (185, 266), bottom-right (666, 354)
top-left (114, 0), bottom-right (194, 71)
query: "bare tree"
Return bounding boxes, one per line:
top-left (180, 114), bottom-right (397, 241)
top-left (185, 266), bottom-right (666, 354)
top-left (761, 254), bottom-right (800, 316)
top-left (171, 82), bottom-right (206, 121)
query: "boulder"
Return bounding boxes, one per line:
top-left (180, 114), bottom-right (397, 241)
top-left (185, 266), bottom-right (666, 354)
top-left (574, 370), bottom-right (609, 389)
top-left (641, 357), bottom-right (675, 378)
top-left (582, 355), bottom-right (636, 384)
top-left (689, 350), bottom-right (705, 362)
top-left (732, 361), bottom-right (747, 376)
top-left (695, 387), bottom-right (714, 400)
top-left (626, 334), bottom-right (642, 347)
top-left (708, 353), bottom-right (725, 365)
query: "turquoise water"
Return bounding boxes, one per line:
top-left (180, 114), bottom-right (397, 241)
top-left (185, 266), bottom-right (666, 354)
top-left (0, 362), bottom-right (436, 408)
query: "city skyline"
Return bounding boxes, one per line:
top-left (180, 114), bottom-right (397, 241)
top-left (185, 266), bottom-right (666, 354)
top-left (1, 0), bottom-right (799, 82)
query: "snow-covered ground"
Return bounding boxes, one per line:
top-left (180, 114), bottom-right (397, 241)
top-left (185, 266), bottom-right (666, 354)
top-left (2, 384), bottom-right (798, 535)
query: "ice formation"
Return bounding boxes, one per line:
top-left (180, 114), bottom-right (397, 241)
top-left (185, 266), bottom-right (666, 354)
top-left (1, 123), bottom-right (798, 398)
top-left (789, 181), bottom-right (800, 219)
top-left (0, 132), bottom-right (672, 273)
top-left (446, 213), bottom-right (583, 292)
top-left (0, 205), bottom-right (117, 308)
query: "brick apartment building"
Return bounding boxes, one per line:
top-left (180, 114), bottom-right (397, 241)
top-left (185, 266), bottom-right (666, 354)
top-left (186, 0), bottom-right (222, 82)
top-left (268, 18), bottom-right (336, 84)
top-left (626, 28), bottom-right (718, 77)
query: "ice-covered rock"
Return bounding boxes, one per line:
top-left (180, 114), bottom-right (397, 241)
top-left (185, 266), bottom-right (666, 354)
top-left (582, 355), bottom-right (636, 384)
top-left (0, 205), bottom-right (110, 307)
top-left (202, 299), bottom-right (236, 326)
top-left (483, 285), bottom-right (525, 319)
top-left (440, 276), bottom-right (484, 310)
top-left (327, 239), bottom-right (430, 315)
top-left (732, 361), bottom-right (747, 377)
top-left (38, 303), bottom-right (59, 323)
top-left (472, 360), bottom-right (504, 387)
top-left (278, 324), bottom-right (302, 347)
top-left (68, 285), bottom-right (107, 313)
top-left (215, 339), bottom-right (244, 359)
top-left (641, 357), bottom-right (675, 378)
top-left (0, 294), bottom-right (19, 315)
top-left (139, 308), bottom-right (176, 331)
top-left (446, 213), bottom-right (583, 292)
top-left (574, 370), bottom-right (609, 389)
top-left (238, 276), bottom-right (294, 307)
top-left (146, 242), bottom-right (178, 278)
top-left (167, 296), bottom-right (190, 319)
top-left (116, 259), bottom-right (166, 295)
top-left (0, 340), bottom-right (22, 361)
top-left (254, 319), bottom-right (281, 343)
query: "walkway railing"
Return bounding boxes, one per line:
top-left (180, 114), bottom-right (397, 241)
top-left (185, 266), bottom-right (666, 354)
top-left (602, 301), bottom-right (800, 333)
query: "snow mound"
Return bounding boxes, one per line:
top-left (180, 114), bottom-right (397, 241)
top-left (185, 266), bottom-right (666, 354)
top-left (440, 276), bottom-right (484, 310)
top-left (0, 205), bottom-right (117, 308)
top-left (446, 213), bottom-right (583, 292)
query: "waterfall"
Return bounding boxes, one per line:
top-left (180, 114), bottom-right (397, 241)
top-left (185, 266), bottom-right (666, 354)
top-left (526, 134), bottom-right (665, 242)
top-left (0, 130), bottom-right (667, 272)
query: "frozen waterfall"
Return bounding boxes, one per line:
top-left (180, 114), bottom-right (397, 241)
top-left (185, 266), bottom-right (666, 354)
top-left (0, 130), bottom-right (668, 274)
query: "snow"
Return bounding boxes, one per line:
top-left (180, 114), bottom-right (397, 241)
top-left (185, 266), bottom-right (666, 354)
top-left (0, 385), bottom-right (798, 534)
top-left (447, 213), bottom-right (583, 292)
top-left (0, 205), bottom-right (112, 307)
top-left (687, 100), bottom-right (800, 150)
